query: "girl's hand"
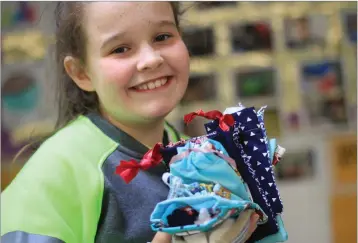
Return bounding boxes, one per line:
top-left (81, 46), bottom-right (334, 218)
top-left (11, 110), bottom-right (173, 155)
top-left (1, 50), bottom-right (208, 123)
top-left (208, 209), bottom-right (260, 243)
top-left (243, 213), bottom-right (260, 242)
top-left (171, 210), bottom-right (260, 243)
top-left (152, 232), bottom-right (172, 243)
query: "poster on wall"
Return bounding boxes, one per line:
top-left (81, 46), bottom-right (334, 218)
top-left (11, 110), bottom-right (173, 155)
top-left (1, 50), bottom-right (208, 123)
top-left (284, 15), bottom-right (327, 49)
top-left (181, 26), bottom-right (215, 57)
top-left (1, 1), bottom-right (38, 31)
top-left (1, 1), bottom-right (57, 163)
top-left (342, 11), bottom-right (357, 44)
top-left (300, 60), bottom-right (348, 128)
top-left (235, 68), bottom-right (276, 99)
top-left (230, 20), bottom-right (273, 52)
top-left (274, 149), bottom-right (315, 181)
top-left (1, 62), bottom-right (56, 162)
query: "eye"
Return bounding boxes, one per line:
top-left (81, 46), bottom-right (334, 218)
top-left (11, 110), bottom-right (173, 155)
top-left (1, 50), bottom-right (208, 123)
top-left (111, 46), bottom-right (130, 54)
top-left (155, 34), bottom-right (172, 42)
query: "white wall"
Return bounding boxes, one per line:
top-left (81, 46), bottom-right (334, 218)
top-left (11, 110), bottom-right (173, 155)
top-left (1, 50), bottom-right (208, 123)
top-left (277, 134), bottom-right (333, 243)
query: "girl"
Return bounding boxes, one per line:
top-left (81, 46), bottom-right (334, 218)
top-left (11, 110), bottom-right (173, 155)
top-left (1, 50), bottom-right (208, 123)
top-left (1, 2), bottom-right (258, 243)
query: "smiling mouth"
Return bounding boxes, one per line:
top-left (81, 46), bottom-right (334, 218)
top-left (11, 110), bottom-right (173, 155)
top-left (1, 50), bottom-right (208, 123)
top-left (130, 76), bottom-right (172, 92)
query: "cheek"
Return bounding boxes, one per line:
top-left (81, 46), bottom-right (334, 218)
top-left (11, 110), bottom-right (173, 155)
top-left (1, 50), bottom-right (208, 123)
top-left (170, 42), bottom-right (190, 92)
top-left (92, 59), bottom-right (135, 106)
top-left (171, 42), bottom-right (190, 75)
top-left (173, 41), bottom-right (189, 61)
top-left (98, 59), bottom-right (134, 88)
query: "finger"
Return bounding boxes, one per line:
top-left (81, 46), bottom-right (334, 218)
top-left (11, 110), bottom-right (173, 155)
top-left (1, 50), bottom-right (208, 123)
top-left (172, 235), bottom-right (186, 243)
top-left (208, 218), bottom-right (236, 242)
top-left (183, 232), bottom-right (208, 243)
top-left (243, 213), bottom-right (260, 242)
top-left (211, 209), bottom-right (254, 243)
top-left (248, 213), bottom-right (260, 232)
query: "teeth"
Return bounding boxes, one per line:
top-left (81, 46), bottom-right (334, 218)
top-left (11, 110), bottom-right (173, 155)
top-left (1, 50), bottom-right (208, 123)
top-left (138, 84), bottom-right (148, 90)
top-left (135, 77), bottom-right (168, 90)
top-left (155, 80), bottom-right (162, 88)
top-left (148, 82), bottom-right (155, 89)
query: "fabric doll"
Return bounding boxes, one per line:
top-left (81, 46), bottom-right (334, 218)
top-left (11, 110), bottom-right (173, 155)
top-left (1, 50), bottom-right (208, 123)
top-left (162, 172), bottom-right (257, 243)
top-left (150, 138), bottom-right (268, 243)
top-left (183, 104), bottom-right (288, 243)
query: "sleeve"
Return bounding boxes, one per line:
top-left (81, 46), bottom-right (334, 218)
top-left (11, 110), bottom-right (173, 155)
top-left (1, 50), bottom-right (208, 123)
top-left (1, 147), bottom-right (103, 243)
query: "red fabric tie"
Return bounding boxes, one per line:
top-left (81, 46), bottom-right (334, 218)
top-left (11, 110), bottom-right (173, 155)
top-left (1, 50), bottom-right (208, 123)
top-left (184, 109), bottom-right (235, 131)
top-left (115, 143), bottom-right (163, 184)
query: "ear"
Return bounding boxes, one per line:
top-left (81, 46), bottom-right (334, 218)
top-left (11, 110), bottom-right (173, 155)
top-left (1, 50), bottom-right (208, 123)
top-left (63, 56), bottom-right (95, 92)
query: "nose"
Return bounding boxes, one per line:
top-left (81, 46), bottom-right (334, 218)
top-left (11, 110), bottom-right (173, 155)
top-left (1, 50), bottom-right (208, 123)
top-left (136, 44), bottom-right (164, 72)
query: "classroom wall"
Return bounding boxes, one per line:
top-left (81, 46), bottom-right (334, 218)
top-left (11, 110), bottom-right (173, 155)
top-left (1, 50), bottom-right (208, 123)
top-left (1, 2), bottom-right (357, 243)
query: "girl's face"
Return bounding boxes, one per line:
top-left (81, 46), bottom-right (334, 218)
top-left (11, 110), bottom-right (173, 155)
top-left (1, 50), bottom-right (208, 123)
top-left (83, 2), bottom-right (190, 123)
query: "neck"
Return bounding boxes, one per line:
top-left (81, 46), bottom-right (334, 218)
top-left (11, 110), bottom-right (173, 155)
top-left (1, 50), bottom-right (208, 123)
top-left (102, 112), bottom-right (165, 149)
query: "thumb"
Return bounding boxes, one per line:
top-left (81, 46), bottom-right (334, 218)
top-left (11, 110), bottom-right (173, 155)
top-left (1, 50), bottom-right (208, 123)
top-left (243, 213), bottom-right (260, 242)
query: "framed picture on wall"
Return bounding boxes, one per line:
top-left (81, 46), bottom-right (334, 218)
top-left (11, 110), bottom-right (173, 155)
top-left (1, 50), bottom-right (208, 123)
top-left (181, 73), bottom-right (217, 105)
top-left (1, 69), bottom-right (40, 161)
top-left (300, 60), bottom-right (348, 128)
top-left (284, 15), bottom-right (328, 49)
top-left (1, 61), bottom-right (55, 162)
top-left (181, 26), bottom-right (215, 57)
top-left (342, 11), bottom-right (357, 44)
top-left (230, 20), bottom-right (273, 52)
top-left (235, 68), bottom-right (276, 99)
top-left (1, 1), bottom-right (38, 32)
top-left (274, 149), bottom-right (315, 181)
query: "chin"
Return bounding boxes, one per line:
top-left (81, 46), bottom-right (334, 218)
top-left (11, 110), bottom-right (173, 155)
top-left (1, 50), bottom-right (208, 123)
top-left (140, 102), bottom-right (176, 120)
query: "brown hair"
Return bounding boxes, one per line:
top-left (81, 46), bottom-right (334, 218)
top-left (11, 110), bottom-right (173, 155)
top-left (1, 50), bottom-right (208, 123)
top-left (13, 2), bottom-right (184, 161)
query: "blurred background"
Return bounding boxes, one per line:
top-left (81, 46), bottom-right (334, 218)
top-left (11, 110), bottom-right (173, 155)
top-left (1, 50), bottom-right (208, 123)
top-left (1, 1), bottom-right (357, 243)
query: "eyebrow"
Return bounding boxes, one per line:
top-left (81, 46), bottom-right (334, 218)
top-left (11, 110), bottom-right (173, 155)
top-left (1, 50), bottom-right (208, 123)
top-left (100, 20), bottom-right (177, 51)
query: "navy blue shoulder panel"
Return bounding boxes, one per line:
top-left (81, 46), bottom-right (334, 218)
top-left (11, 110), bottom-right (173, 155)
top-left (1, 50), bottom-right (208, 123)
top-left (84, 113), bottom-right (177, 242)
top-left (2, 231), bottom-right (64, 243)
top-left (95, 147), bottom-right (169, 243)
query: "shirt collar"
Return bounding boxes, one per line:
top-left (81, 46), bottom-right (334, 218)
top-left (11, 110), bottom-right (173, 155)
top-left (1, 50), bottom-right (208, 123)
top-left (86, 112), bottom-right (173, 156)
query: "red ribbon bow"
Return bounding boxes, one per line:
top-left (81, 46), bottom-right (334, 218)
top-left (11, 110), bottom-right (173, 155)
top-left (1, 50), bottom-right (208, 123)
top-left (184, 109), bottom-right (235, 132)
top-left (115, 143), bottom-right (163, 184)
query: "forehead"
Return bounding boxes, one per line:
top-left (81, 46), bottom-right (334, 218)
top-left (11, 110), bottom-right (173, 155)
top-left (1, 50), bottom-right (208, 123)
top-left (83, 2), bottom-right (175, 36)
